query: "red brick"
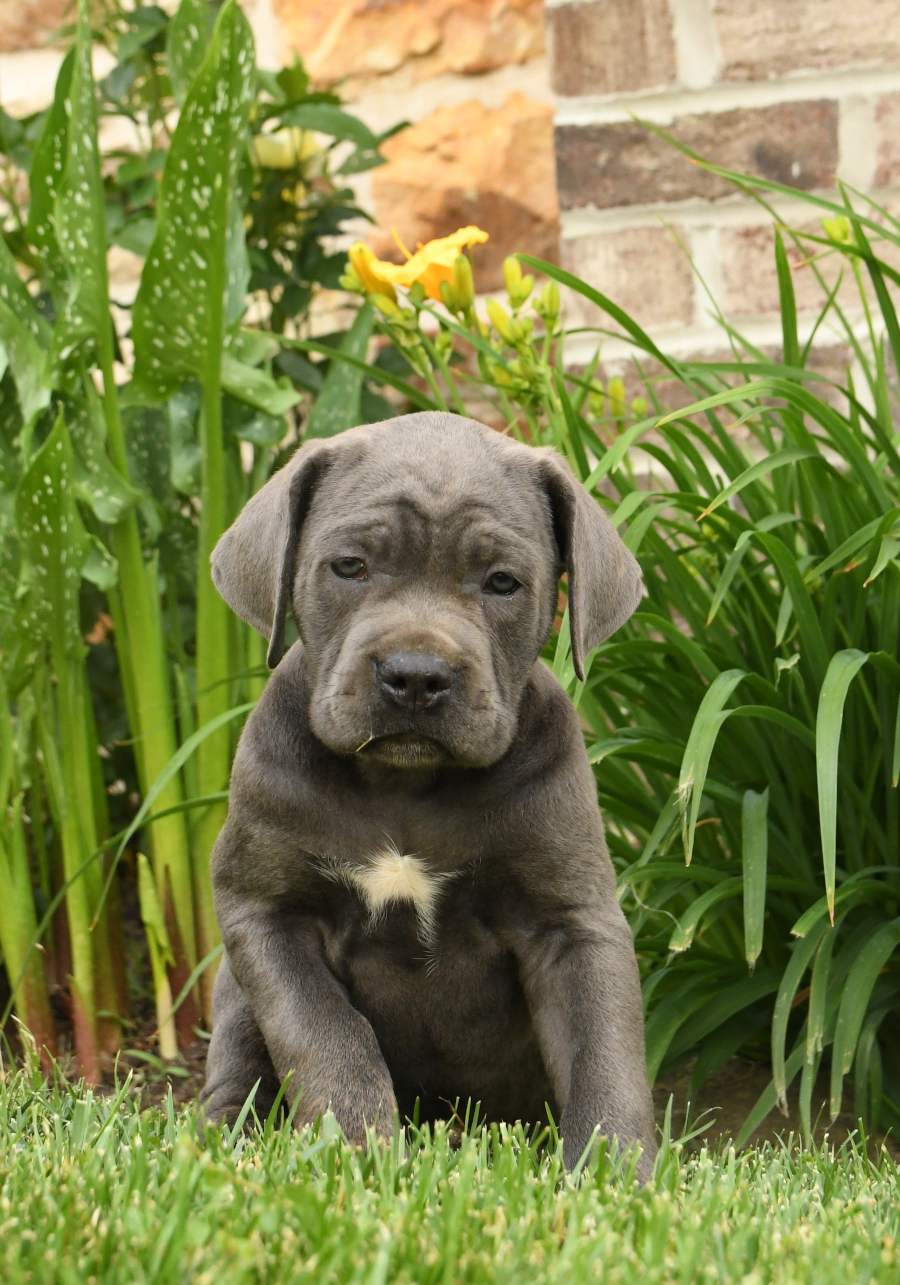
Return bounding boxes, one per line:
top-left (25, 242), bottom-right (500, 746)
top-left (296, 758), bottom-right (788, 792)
top-left (715, 0), bottom-right (900, 81)
top-left (560, 225), bottom-right (694, 330)
top-left (547, 0), bottom-right (676, 98)
top-left (556, 102), bottom-right (838, 211)
top-left (874, 94), bottom-right (900, 188)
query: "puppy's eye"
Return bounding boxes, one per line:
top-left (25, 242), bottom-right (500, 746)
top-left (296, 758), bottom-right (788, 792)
top-left (332, 557), bottom-right (367, 580)
top-left (485, 571), bottom-right (520, 596)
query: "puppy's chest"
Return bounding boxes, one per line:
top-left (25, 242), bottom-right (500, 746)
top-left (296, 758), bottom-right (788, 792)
top-left (320, 845), bottom-right (461, 944)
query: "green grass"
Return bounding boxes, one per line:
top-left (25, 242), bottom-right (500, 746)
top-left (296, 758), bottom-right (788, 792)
top-left (1, 1068), bottom-right (898, 1284)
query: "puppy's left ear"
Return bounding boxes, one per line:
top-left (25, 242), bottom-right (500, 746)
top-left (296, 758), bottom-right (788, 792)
top-left (537, 450), bottom-right (643, 681)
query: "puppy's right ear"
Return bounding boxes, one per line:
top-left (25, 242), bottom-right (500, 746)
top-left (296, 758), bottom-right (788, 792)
top-left (211, 439), bottom-right (333, 669)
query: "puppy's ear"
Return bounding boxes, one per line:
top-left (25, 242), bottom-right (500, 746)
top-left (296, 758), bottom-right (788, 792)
top-left (537, 450), bottom-right (643, 681)
top-left (211, 439), bottom-right (333, 669)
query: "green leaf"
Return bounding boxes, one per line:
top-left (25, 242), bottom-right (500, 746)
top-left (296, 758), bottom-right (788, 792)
top-left (775, 227), bottom-right (800, 371)
top-left (25, 47), bottom-right (74, 298)
top-left (698, 448), bottom-right (816, 519)
top-left (82, 535), bottom-right (118, 591)
top-left (790, 878), bottom-right (889, 937)
top-left (9, 413), bottom-right (89, 690)
top-left (304, 304), bottom-right (373, 439)
top-left (643, 975), bottom-right (712, 1081)
top-left (865, 534), bottom-right (900, 586)
top-left (758, 532), bottom-right (831, 684)
top-left (137, 852), bottom-right (175, 968)
top-left (816, 649), bottom-right (869, 920)
top-left (0, 301), bottom-right (51, 431)
top-left (770, 920), bottom-right (829, 1109)
top-left (280, 335), bottom-right (437, 410)
top-left (220, 352), bottom-right (300, 416)
top-left (667, 877), bottom-right (743, 953)
top-left (68, 389), bottom-right (136, 523)
top-left (132, 0), bottom-right (255, 401)
top-left (806, 920), bottom-right (840, 1062)
top-left (742, 787), bottom-right (769, 967)
top-left (280, 104), bottom-right (379, 150)
top-left (0, 236), bottom-right (50, 347)
top-left (830, 917), bottom-right (900, 1119)
top-left (165, 0), bottom-right (207, 104)
top-left (666, 972), bottom-right (780, 1061)
top-left (677, 669), bottom-right (745, 863)
top-left (51, 0), bottom-right (111, 374)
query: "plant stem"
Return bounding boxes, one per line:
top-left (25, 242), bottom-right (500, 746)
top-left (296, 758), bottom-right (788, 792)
top-left (97, 338), bottom-right (199, 1030)
top-left (192, 373), bottom-right (230, 1022)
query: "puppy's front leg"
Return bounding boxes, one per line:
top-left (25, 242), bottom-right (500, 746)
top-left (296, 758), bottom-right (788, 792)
top-left (516, 912), bottom-right (656, 1180)
top-left (218, 897), bottom-right (398, 1142)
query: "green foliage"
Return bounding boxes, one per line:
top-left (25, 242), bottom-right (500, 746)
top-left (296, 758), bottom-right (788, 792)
top-left (1, 1068), bottom-right (899, 1283)
top-left (0, 0), bottom-right (398, 1069)
top-left (343, 179), bottom-right (900, 1137)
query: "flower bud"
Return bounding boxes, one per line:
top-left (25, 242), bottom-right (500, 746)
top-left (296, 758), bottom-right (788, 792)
top-left (435, 328), bottom-right (453, 361)
top-left (487, 299), bottom-right (513, 342)
top-left (371, 293), bottom-right (403, 320)
top-left (631, 395), bottom-right (648, 418)
top-left (822, 215), bottom-right (852, 244)
top-left (452, 254), bottom-right (475, 311)
top-left (539, 281), bottom-right (560, 318)
top-left (503, 256), bottom-right (522, 295)
top-left (608, 376), bottom-right (626, 418)
top-left (439, 279), bottom-right (458, 314)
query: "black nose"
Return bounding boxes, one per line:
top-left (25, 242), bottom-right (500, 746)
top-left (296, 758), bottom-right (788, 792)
top-left (375, 651), bottom-right (454, 713)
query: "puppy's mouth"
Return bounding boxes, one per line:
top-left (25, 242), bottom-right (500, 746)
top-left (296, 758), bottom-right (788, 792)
top-left (360, 733), bottom-right (451, 769)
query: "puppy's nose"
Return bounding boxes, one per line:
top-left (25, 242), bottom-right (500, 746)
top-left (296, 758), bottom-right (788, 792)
top-left (375, 652), bottom-right (454, 713)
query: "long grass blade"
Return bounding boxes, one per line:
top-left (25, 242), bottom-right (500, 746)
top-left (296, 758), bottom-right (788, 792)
top-left (677, 670), bottom-right (745, 864)
top-left (815, 650), bottom-right (869, 921)
top-left (742, 788), bottom-right (769, 968)
top-left (829, 917), bottom-right (900, 1118)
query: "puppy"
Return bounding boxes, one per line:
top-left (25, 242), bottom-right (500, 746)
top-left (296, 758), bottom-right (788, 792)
top-left (201, 412), bottom-right (656, 1176)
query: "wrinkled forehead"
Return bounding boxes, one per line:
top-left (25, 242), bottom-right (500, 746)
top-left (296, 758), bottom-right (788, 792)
top-left (302, 434), bottom-right (556, 565)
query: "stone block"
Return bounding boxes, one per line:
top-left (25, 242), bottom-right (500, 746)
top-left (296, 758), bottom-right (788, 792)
top-left (369, 92), bottom-right (558, 292)
top-left (556, 101), bottom-right (838, 210)
top-left (546, 0), bottom-right (675, 98)
top-left (559, 225), bottom-right (694, 330)
top-left (0, 0), bottom-right (67, 53)
top-left (715, 0), bottom-right (900, 81)
top-left (273, 0), bottom-right (545, 90)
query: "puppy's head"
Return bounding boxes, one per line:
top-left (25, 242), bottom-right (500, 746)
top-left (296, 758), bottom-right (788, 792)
top-left (212, 413), bottom-right (642, 769)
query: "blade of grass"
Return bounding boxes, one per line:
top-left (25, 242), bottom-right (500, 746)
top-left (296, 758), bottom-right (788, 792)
top-left (742, 788), bottom-right (769, 968)
top-left (829, 917), bottom-right (900, 1119)
top-left (816, 650), bottom-right (870, 922)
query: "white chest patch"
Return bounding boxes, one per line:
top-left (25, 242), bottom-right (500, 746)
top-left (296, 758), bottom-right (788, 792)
top-left (326, 844), bottom-right (450, 943)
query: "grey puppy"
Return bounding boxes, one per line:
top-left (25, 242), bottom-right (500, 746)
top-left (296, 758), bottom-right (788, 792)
top-left (201, 411), bottom-right (656, 1176)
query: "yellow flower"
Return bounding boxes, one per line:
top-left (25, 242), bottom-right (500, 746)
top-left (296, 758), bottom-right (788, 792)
top-left (348, 243), bottom-right (398, 303)
top-left (251, 126), bottom-right (319, 170)
top-left (347, 226), bottom-right (489, 302)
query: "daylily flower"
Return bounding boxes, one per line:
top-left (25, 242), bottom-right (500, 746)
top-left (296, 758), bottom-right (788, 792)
top-left (348, 226), bottom-right (489, 302)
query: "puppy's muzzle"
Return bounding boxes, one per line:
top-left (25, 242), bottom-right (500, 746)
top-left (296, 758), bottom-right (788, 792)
top-left (375, 651), bottom-right (454, 714)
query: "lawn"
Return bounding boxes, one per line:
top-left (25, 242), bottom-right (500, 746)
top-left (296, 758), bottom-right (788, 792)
top-left (1, 1068), bottom-right (897, 1284)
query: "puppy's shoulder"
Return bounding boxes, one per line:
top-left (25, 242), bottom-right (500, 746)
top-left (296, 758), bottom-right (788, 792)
top-left (228, 645), bottom-right (336, 815)
top-left (506, 660), bottom-right (591, 780)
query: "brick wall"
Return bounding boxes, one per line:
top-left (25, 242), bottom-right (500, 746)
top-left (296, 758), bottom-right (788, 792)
top-left (547, 0), bottom-right (900, 363)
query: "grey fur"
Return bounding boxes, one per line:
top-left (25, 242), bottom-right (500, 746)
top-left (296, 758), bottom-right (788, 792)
top-left (202, 412), bottom-right (655, 1176)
